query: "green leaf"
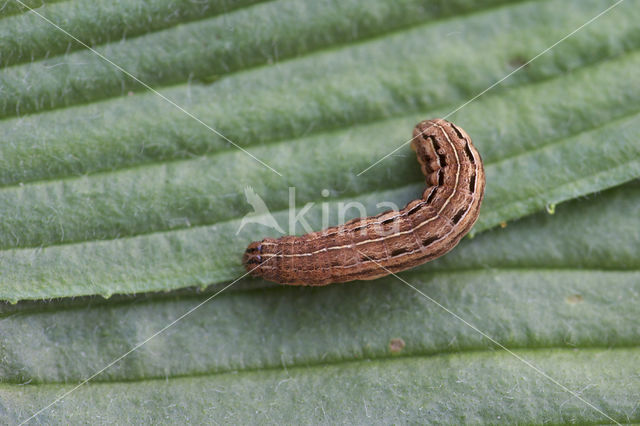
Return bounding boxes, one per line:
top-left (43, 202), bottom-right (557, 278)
top-left (2, 0), bottom-right (640, 422)
top-left (3, 0), bottom-right (640, 184)
top-left (2, 47), bottom-right (640, 300)
top-left (0, 0), bottom-right (526, 117)
top-left (2, 182), bottom-right (639, 423)
top-left (2, 349), bottom-right (639, 424)
top-left (0, 0), bottom-right (268, 68)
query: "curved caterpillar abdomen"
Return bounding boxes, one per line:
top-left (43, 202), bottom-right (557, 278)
top-left (243, 118), bottom-right (485, 285)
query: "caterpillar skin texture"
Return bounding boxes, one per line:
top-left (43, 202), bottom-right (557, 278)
top-left (243, 118), bottom-right (485, 286)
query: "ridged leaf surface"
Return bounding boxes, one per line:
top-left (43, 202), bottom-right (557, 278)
top-left (1, 0), bottom-right (639, 423)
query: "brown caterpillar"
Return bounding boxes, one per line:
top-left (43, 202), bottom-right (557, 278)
top-left (243, 118), bottom-right (485, 285)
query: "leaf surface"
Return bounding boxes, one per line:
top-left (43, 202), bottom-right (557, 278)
top-left (2, 182), bottom-right (639, 422)
top-left (1, 0), bottom-right (640, 423)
